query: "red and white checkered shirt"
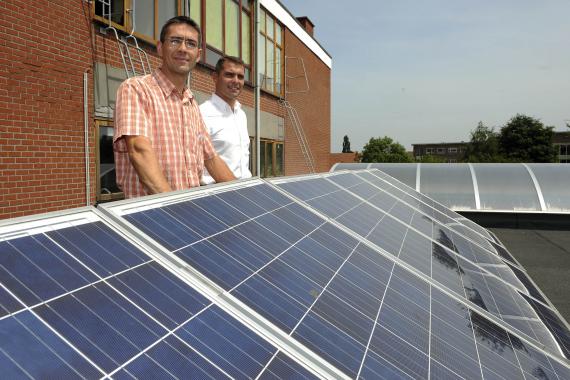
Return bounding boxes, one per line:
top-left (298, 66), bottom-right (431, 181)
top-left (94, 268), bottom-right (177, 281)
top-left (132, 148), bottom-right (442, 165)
top-left (113, 68), bottom-right (216, 198)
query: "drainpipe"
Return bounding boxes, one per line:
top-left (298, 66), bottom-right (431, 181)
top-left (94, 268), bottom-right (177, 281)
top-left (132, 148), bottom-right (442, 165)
top-left (254, 0), bottom-right (261, 177)
top-left (84, 68), bottom-right (91, 206)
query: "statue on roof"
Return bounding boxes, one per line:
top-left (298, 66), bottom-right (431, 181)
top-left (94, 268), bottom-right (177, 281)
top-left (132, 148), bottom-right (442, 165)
top-left (342, 135), bottom-right (352, 153)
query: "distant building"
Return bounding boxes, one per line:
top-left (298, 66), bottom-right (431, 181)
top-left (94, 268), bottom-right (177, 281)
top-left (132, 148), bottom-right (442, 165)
top-left (553, 131), bottom-right (570, 163)
top-left (412, 142), bottom-right (468, 163)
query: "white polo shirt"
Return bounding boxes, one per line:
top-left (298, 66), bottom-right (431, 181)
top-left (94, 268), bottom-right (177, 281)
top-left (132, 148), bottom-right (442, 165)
top-left (200, 93), bottom-right (252, 184)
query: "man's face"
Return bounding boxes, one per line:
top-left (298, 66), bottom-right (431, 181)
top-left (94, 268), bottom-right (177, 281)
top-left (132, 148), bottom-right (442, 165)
top-left (157, 23), bottom-right (201, 79)
top-left (214, 61), bottom-right (245, 105)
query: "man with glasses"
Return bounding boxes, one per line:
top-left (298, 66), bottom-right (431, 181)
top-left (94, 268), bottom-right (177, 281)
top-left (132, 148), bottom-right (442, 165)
top-left (200, 56), bottom-right (252, 185)
top-left (114, 16), bottom-right (235, 198)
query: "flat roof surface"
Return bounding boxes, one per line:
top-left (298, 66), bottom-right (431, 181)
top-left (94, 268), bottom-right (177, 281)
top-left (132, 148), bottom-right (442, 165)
top-left (491, 227), bottom-right (570, 322)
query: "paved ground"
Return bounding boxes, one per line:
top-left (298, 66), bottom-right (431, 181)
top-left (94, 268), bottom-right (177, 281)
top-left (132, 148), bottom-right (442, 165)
top-left (490, 228), bottom-right (570, 323)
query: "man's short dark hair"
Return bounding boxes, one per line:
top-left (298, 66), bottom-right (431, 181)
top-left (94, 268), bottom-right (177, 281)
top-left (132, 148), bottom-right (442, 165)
top-left (160, 16), bottom-right (201, 45)
top-left (215, 56), bottom-right (245, 74)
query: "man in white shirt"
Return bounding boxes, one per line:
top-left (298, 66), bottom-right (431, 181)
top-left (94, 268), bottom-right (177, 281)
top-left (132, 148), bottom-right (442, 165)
top-left (200, 56), bottom-right (252, 184)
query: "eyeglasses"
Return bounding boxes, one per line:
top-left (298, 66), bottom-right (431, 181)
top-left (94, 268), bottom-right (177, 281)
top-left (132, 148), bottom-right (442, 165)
top-left (167, 37), bottom-right (199, 50)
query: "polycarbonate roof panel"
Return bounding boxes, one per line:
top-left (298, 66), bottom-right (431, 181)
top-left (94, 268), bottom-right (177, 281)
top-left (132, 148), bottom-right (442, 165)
top-left (0, 208), bottom-right (319, 379)
top-left (473, 164), bottom-right (541, 211)
top-left (419, 163), bottom-right (477, 210)
top-left (367, 163), bottom-right (418, 189)
top-left (333, 163), bottom-right (570, 214)
top-left (526, 163), bottom-right (570, 212)
top-left (332, 163), bottom-right (370, 171)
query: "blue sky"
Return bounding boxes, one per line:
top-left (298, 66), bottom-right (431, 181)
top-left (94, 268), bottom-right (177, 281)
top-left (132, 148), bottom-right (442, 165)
top-left (281, 0), bottom-right (570, 152)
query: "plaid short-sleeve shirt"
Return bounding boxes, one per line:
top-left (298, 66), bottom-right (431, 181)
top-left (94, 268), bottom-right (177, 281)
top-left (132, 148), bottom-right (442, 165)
top-left (113, 68), bottom-right (216, 198)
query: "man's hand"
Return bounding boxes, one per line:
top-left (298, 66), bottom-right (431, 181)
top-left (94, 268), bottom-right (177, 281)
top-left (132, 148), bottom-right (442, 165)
top-left (125, 135), bottom-right (172, 194)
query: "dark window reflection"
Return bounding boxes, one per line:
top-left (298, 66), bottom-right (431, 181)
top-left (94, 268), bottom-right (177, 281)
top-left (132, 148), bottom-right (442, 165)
top-left (99, 126), bottom-right (120, 195)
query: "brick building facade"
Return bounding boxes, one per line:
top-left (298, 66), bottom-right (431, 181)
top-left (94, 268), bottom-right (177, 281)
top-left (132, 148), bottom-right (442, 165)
top-left (0, 0), bottom-right (332, 219)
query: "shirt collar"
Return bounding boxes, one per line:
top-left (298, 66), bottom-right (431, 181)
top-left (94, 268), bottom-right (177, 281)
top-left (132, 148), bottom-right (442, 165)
top-left (154, 68), bottom-right (194, 103)
top-left (211, 93), bottom-right (241, 113)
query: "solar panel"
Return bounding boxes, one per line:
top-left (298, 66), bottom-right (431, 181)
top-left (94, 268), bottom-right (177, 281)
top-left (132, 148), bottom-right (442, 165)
top-left (0, 208), bottom-right (325, 379)
top-left (2, 173), bottom-right (570, 379)
top-left (272, 172), bottom-right (570, 359)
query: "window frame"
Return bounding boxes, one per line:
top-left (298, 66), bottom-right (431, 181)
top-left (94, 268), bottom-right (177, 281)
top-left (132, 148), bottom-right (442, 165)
top-left (93, 0), bottom-right (183, 45)
top-left (201, 0), bottom-right (253, 82)
top-left (259, 7), bottom-right (284, 97)
top-left (259, 139), bottom-right (284, 177)
top-left (95, 120), bottom-right (124, 203)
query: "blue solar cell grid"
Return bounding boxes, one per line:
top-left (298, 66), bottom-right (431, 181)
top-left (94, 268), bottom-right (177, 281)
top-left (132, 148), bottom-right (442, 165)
top-left (109, 180), bottom-right (570, 378)
top-left (0, 211), bottom-right (318, 379)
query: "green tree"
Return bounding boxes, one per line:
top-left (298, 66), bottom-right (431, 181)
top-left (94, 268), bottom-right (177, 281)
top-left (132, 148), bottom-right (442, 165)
top-left (463, 122), bottom-right (504, 162)
top-left (498, 114), bottom-right (557, 162)
top-left (360, 136), bottom-right (412, 163)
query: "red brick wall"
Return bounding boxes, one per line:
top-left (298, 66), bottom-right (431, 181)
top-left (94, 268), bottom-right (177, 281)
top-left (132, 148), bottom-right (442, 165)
top-left (330, 152), bottom-right (359, 169)
top-left (283, 29), bottom-right (331, 175)
top-left (1, 1), bottom-right (96, 219)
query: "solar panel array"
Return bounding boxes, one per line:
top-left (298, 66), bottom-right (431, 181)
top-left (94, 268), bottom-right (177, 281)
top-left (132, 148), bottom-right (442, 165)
top-left (1, 170), bottom-right (569, 379)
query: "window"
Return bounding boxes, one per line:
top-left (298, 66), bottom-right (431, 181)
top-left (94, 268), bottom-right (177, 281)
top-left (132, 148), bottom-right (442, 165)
top-left (203, 0), bottom-right (252, 80)
top-left (425, 148), bottom-right (433, 154)
top-left (437, 148), bottom-right (445, 154)
top-left (259, 8), bottom-right (284, 96)
top-left (448, 147), bottom-right (458, 153)
top-left (260, 140), bottom-right (284, 177)
top-left (96, 121), bottom-right (123, 202)
top-left (94, 0), bottom-right (181, 44)
top-left (559, 144), bottom-right (568, 156)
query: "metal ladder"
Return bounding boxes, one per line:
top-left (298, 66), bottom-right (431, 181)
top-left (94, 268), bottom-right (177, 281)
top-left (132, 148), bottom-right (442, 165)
top-left (98, 0), bottom-right (151, 78)
top-left (279, 99), bottom-right (316, 173)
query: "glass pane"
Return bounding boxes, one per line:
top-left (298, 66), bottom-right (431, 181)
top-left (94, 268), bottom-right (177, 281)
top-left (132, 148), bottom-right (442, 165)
top-left (134, 0), bottom-right (154, 38)
top-left (419, 164), bottom-right (476, 210)
top-left (266, 39), bottom-right (274, 92)
top-left (242, 0), bottom-right (250, 11)
top-left (96, 0), bottom-right (125, 25)
top-left (267, 142), bottom-right (274, 177)
top-left (258, 33), bottom-right (266, 86)
top-left (473, 164), bottom-right (540, 211)
top-left (99, 126), bottom-right (120, 194)
top-left (206, 47), bottom-right (223, 66)
top-left (158, 0), bottom-right (177, 40)
top-left (260, 8), bottom-right (266, 34)
top-left (190, 0), bottom-right (201, 25)
top-left (267, 14), bottom-right (274, 40)
top-left (276, 23), bottom-right (282, 45)
top-left (206, 0), bottom-right (223, 50)
top-left (275, 143), bottom-right (284, 176)
top-left (260, 141), bottom-right (266, 177)
top-left (241, 12), bottom-right (251, 64)
top-left (275, 47), bottom-right (282, 94)
top-left (225, 1), bottom-right (239, 56)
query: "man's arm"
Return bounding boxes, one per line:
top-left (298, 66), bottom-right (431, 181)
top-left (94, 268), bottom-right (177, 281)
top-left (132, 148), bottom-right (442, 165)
top-left (204, 155), bottom-right (236, 183)
top-left (125, 135), bottom-right (172, 194)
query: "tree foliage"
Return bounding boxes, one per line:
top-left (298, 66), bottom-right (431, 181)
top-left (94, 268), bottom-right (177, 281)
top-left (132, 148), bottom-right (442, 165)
top-left (360, 136), bottom-right (412, 163)
top-left (463, 116), bottom-right (557, 163)
top-left (498, 114), bottom-right (557, 163)
top-left (463, 122), bottom-right (503, 162)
